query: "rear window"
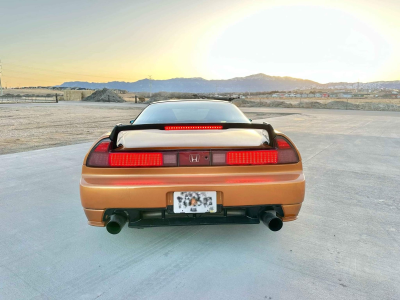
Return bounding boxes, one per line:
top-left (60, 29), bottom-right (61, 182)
top-left (134, 101), bottom-right (250, 124)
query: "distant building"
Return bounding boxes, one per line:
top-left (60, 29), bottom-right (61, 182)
top-left (353, 94), bottom-right (370, 98)
top-left (112, 89), bottom-right (128, 94)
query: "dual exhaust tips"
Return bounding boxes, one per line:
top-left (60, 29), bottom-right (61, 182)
top-left (105, 210), bottom-right (283, 234)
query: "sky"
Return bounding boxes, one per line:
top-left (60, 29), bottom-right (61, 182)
top-left (0, 0), bottom-right (399, 87)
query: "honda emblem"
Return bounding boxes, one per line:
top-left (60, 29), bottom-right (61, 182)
top-left (189, 154), bottom-right (200, 163)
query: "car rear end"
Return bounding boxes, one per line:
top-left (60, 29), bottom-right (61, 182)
top-left (80, 101), bottom-right (305, 234)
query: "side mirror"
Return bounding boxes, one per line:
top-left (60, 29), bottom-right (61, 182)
top-left (249, 118), bottom-right (252, 122)
top-left (130, 119), bottom-right (135, 125)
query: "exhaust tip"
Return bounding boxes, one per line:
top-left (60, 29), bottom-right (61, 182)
top-left (261, 211), bottom-right (283, 232)
top-left (106, 214), bottom-right (127, 235)
top-left (268, 217), bottom-right (283, 231)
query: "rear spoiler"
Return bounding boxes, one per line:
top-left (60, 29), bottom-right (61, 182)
top-left (192, 95), bottom-right (238, 101)
top-left (109, 123), bottom-right (277, 147)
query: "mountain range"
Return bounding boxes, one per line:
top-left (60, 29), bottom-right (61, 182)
top-left (58, 73), bottom-right (400, 93)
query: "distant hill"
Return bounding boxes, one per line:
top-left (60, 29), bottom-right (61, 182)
top-left (58, 73), bottom-right (400, 92)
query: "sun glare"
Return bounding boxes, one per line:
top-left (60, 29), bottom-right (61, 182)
top-left (202, 5), bottom-right (390, 83)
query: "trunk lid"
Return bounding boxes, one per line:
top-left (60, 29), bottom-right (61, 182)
top-left (117, 129), bottom-right (269, 150)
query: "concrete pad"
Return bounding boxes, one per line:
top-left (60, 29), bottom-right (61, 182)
top-left (0, 109), bottom-right (399, 299)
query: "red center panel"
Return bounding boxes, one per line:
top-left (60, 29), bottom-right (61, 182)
top-left (179, 151), bottom-right (211, 166)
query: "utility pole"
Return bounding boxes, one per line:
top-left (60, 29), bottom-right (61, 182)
top-left (0, 60), bottom-right (3, 96)
top-left (148, 75), bottom-right (152, 97)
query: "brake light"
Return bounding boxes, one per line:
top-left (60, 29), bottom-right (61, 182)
top-left (86, 139), bottom-right (178, 167)
top-left (227, 150), bottom-right (278, 165)
top-left (212, 137), bottom-right (299, 165)
top-left (94, 141), bottom-right (110, 152)
top-left (109, 153), bottom-right (163, 167)
top-left (277, 139), bottom-right (291, 149)
top-left (165, 125), bottom-right (223, 130)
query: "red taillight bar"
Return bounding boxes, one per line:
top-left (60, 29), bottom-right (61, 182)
top-left (109, 153), bottom-right (163, 167)
top-left (165, 125), bottom-right (223, 130)
top-left (87, 140), bottom-right (167, 167)
top-left (226, 150), bottom-right (278, 165)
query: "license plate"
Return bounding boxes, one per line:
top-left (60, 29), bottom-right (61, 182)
top-left (173, 191), bottom-right (217, 213)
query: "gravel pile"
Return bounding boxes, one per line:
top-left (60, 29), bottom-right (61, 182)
top-left (82, 88), bottom-right (125, 102)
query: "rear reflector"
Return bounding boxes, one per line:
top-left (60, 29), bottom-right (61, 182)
top-left (165, 125), bottom-right (223, 130)
top-left (212, 152), bottom-right (226, 165)
top-left (226, 150), bottom-right (278, 165)
top-left (109, 153), bottom-right (163, 167)
top-left (162, 153), bottom-right (178, 166)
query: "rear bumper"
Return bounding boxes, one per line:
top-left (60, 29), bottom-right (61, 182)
top-left (81, 164), bottom-right (305, 227)
top-left (84, 203), bottom-right (302, 228)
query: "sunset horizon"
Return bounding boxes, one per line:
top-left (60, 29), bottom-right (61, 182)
top-left (1, 0), bottom-right (400, 87)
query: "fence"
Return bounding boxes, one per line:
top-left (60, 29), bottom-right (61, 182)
top-left (0, 94), bottom-right (59, 104)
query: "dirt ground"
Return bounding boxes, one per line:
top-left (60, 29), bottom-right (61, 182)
top-left (0, 103), bottom-right (288, 155)
top-left (233, 97), bottom-right (400, 111)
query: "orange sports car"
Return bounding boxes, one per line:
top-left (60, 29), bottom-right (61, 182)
top-left (80, 100), bottom-right (305, 234)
